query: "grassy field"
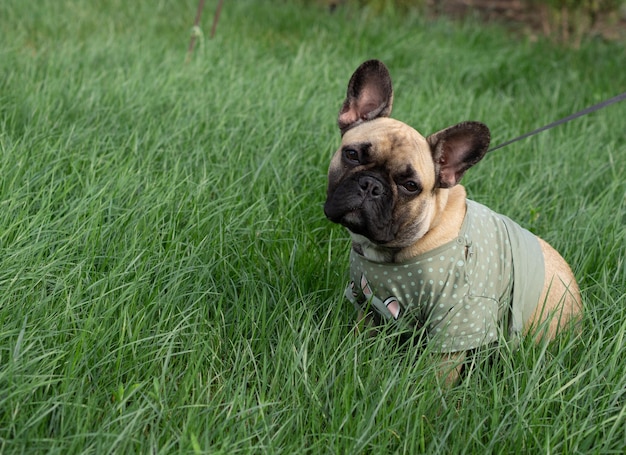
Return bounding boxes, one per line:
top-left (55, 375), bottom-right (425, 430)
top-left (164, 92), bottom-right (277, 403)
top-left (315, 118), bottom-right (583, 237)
top-left (1, 0), bottom-right (625, 453)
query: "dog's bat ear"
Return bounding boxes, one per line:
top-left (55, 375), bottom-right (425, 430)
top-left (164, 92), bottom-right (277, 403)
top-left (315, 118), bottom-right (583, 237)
top-left (427, 122), bottom-right (491, 188)
top-left (338, 60), bottom-right (393, 135)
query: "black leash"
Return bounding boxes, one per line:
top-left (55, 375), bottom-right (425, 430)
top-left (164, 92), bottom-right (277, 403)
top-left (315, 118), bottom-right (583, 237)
top-left (487, 91), bottom-right (626, 153)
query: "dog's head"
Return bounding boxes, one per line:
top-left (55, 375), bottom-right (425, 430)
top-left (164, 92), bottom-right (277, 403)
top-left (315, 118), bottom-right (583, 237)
top-left (324, 60), bottom-right (491, 254)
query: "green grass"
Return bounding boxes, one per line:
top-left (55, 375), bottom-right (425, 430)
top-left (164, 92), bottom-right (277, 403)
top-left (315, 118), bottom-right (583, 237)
top-left (1, 0), bottom-right (625, 453)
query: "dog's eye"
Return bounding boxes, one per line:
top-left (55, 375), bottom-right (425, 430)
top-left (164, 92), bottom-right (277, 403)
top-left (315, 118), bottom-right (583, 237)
top-left (343, 149), bottom-right (360, 163)
top-left (401, 181), bottom-right (420, 193)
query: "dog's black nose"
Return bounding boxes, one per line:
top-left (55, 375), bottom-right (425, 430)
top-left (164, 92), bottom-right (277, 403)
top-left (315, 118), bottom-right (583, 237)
top-left (358, 175), bottom-right (384, 198)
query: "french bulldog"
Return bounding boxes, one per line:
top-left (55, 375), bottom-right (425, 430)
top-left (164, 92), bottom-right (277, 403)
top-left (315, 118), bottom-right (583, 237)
top-left (324, 60), bottom-right (582, 382)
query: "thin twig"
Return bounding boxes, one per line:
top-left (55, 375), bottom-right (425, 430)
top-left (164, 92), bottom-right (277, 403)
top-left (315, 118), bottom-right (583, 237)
top-left (210, 0), bottom-right (224, 39)
top-left (186, 0), bottom-right (206, 63)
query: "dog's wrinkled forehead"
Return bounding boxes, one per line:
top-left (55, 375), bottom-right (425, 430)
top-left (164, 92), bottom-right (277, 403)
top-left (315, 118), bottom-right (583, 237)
top-left (342, 118), bottom-right (435, 178)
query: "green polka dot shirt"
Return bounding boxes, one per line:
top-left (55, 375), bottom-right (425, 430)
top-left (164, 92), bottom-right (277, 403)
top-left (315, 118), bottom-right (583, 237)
top-left (346, 200), bottom-right (545, 353)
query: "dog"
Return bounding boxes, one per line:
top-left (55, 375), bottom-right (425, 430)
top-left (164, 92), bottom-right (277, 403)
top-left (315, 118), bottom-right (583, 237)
top-left (324, 60), bottom-right (582, 383)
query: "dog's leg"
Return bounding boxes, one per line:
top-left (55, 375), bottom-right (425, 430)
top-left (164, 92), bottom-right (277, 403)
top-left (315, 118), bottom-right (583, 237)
top-left (355, 309), bottom-right (380, 337)
top-left (526, 238), bottom-right (583, 342)
top-left (437, 351), bottom-right (467, 387)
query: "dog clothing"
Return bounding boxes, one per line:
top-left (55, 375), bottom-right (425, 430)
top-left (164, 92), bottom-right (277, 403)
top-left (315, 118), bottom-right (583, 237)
top-left (346, 200), bottom-right (545, 353)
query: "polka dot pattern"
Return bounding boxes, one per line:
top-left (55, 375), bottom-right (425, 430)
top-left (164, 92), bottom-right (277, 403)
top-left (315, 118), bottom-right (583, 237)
top-left (346, 200), bottom-right (522, 353)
